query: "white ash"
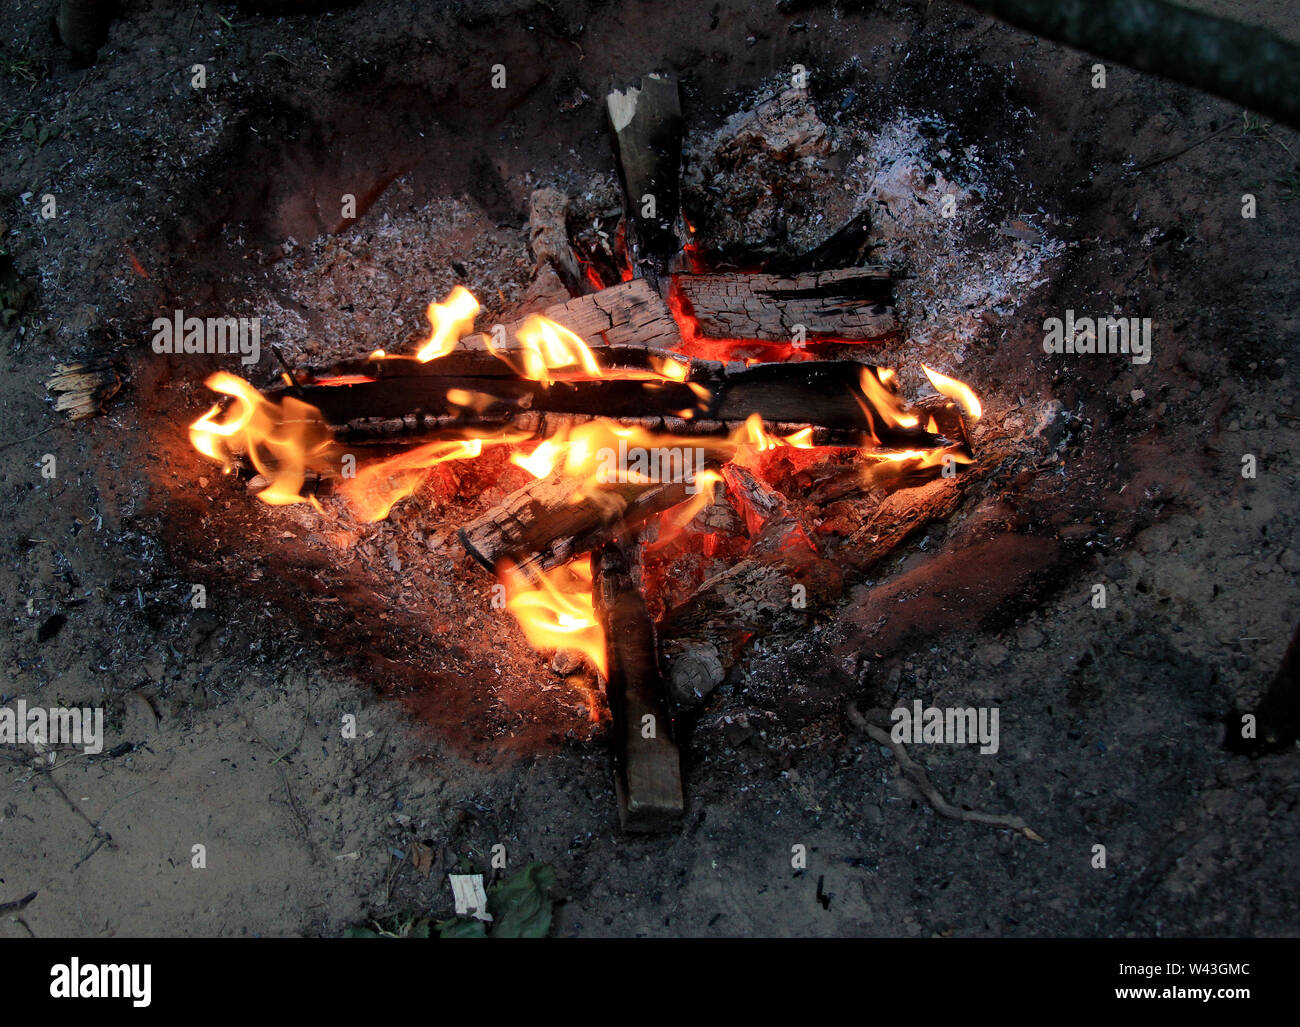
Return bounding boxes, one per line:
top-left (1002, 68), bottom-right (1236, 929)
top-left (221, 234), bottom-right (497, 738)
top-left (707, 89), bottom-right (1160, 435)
top-left (843, 114), bottom-right (1064, 376)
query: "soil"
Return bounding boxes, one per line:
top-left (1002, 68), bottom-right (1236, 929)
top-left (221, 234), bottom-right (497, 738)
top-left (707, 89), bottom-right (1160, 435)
top-left (0, 0), bottom-right (1296, 938)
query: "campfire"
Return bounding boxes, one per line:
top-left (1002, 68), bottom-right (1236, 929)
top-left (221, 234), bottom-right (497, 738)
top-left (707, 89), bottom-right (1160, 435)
top-left (182, 74), bottom-right (984, 830)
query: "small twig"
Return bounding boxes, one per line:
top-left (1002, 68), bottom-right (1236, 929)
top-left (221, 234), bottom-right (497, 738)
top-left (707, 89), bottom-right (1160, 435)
top-left (1128, 126), bottom-right (1229, 175)
top-left (0, 424), bottom-right (57, 451)
top-left (271, 344), bottom-right (303, 394)
top-left (848, 702), bottom-right (1044, 841)
top-left (0, 891), bottom-right (37, 914)
top-left (275, 763), bottom-right (320, 864)
top-left (356, 727), bottom-right (392, 776)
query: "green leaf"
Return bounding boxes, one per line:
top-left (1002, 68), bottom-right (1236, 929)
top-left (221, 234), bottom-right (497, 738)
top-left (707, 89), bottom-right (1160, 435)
top-left (435, 917), bottom-right (487, 938)
top-left (486, 862), bottom-right (556, 938)
top-left (344, 926), bottom-right (382, 938)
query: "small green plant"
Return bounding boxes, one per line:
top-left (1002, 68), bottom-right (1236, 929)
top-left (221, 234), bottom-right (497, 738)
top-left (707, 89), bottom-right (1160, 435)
top-left (344, 861), bottom-right (557, 940)
top-left (1241, 111), bottom-right (1268, 137)
top-left (1276, 170), bottom-right (1300, 201)
top-left (19, 118), bottom-right (60, 153)
top-left (344, 915), bottom-right (432, 939)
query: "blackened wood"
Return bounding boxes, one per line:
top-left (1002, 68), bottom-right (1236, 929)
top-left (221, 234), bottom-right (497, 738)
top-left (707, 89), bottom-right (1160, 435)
top-left (709, 212), bottom-right (879, 275)
top-left (660, 536), bottom-right (843, 706)
top-left (287, 359), bottom-right (948, 451)
top-left (674, 267), bottom-right (898, 344)
top-left (606, 74), bottom-right (684, 285)
top-left (764, 212), bottom-right (879, 275)
top-left (592, 541), bottom-right (683, 831)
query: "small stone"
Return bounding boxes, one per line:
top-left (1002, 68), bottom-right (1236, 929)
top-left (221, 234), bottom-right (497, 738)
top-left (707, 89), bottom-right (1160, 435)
top-left (1016, 625), bottom-right (1044, 650)
top-left (551, 649), bottom-right (583, 675)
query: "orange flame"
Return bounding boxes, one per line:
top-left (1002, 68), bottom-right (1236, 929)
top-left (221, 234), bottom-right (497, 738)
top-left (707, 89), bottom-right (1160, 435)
top-left (922, 364), bottom-right (983, 420)
top-left (416, 286), bottom-right (480, 362)
top-left (496, 314), bottom-right (602, 384)
top-left (189, 372), bottom-right (334, 506)
top-left (502, 560), bottom-right (607, 677)
top-left (337, 438), bottom-right (491, 522)
top-left (857, 366), bottom-right (919, 432)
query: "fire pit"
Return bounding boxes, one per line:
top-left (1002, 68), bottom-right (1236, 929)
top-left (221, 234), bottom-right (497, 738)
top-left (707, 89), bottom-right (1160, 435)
top-left (169, 72), bottom-right (1037, 830)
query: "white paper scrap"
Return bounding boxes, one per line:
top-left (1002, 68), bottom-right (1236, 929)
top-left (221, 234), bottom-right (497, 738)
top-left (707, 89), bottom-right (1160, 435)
top-left (449, 874), bottom-right (492, 922)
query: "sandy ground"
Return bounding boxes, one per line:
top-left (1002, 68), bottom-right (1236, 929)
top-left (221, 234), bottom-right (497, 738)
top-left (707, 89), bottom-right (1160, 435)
top-left (0, 0), bottom-right (1296, 937)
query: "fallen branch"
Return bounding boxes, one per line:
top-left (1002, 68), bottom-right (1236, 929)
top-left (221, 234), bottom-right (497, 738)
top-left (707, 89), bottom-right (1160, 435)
top-left (965, 0), bottom-right (1300, 130)
top-left (847, 701), bottom-right (1043, 841)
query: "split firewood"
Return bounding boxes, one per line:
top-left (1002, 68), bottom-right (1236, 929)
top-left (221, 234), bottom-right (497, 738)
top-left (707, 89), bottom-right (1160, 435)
top-left (592, 541), bottom-right (683, 831)
top-left (606, 73), bottom-right (684, 285)
top-left (673, 267), bottom-right (898, 345)
top-left (459, 472), bottom-right (700, 575)
top-left (45, 360), bottom-right (121, 420)
top-left (527, 188), bottom-right (586, 297)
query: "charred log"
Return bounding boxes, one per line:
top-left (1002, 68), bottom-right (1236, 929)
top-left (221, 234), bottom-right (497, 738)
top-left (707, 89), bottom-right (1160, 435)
top-left (606, 74), bottom-right (684, 286)
top-left (673, 267), bottom-right (898, 345)
top-left (592, 541), bottom-right (683, 831)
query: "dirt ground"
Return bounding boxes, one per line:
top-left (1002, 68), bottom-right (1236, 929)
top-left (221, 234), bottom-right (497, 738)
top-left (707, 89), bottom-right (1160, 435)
top-left (0, 0), bottom-right (1296, 938)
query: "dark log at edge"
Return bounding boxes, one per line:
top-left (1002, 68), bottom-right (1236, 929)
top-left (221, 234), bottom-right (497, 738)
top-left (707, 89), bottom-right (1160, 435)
top-left (592, 540), bottom-right (683, 831)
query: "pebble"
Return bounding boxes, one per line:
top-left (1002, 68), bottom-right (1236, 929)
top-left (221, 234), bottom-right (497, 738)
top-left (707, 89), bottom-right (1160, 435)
top-left (1016, 625), bottom-right (1044, 650)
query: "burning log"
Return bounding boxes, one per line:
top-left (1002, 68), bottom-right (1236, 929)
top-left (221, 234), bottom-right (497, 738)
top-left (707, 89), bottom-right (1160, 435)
top-left (285, 358), bottom-right (947, 451)
top-left (606, 74), bottom-right (684, 285)
top-left (591, 541), bottom-right (683, 831)
top-left (673, 267), bottom-right (898, 345)
top-left (459, 472), bottom-right (700, 575)
top-left (296, 278), bottom-right (680, 385)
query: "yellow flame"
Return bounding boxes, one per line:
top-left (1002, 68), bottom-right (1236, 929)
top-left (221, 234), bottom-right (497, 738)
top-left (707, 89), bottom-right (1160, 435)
top-left (502, 560), bottom-right (607, 677)
top-left (922, 364), bottom-right (982, 420)
top-left (188, 372), bottom-right (334, 506)
top-left (337, 438), bottom-right (491, 522)
top-left (501, 315), bottom-right (602, 385)
top-left (858, 367), bottom-right (919, 430)
top-left (416, 286), bottom-right (480, 362)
